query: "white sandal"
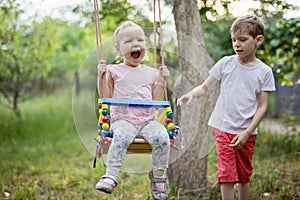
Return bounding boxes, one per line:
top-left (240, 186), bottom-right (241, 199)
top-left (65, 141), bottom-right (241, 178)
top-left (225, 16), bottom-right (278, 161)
top-left (148, 170), bottom-right (167, 200)
top-left (95, 176), bottom-right (117, 194)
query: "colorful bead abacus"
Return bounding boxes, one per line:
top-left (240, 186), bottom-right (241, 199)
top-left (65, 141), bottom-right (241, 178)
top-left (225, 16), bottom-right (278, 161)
top-left (97, 98), bottom-right (175, 145)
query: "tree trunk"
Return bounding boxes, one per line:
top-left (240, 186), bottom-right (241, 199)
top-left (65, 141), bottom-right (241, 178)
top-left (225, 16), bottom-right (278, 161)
top-left (74, 70), bottom-right (80, 96)
top-left (168, 0), bottom-right (217, 198)
top-left (13, 53), bottom-right (21, 118)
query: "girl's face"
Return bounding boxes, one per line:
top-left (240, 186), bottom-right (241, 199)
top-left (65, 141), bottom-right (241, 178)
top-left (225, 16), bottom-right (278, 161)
top-left (231, 29), bottom-right (263, 64)
top-left (115, 26), bottom-right (146, 67)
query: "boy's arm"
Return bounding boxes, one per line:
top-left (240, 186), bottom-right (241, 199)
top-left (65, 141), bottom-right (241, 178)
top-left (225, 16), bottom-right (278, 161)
top-left (230, 91), bottom-right (270, 148)
top-left (177, 75), bottom-right (217, 106)
top-left (153, 66), bottom-right (169, 100)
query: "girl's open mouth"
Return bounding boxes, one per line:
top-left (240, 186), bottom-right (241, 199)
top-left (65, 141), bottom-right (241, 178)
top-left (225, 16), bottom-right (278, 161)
top-left (131, 50), bottom-right (141, 58)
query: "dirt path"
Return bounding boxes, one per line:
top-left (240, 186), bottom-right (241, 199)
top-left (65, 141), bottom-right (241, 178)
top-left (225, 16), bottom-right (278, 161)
top-left (259, 118), bottom-right (300, 135)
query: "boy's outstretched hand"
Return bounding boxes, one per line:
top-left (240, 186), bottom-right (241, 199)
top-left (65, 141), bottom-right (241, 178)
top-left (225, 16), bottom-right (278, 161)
top-left (177, 92), bottom-right (194, 106)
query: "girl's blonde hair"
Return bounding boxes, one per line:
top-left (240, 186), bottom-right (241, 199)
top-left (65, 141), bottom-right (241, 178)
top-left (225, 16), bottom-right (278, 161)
top-left (230, 15), bottom-right (265, 38)
top-left (114, 21), bottom-right (145, 44)
top-left (113, 21), bottom-right (146, 61)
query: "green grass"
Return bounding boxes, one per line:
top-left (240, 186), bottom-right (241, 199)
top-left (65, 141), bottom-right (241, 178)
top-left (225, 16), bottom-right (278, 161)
top-left (0, 88), bottom-right (299, 199)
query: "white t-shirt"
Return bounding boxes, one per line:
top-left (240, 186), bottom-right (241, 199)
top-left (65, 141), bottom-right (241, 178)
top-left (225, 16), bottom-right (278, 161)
top-left (208, 55), bottom-right (276, 134)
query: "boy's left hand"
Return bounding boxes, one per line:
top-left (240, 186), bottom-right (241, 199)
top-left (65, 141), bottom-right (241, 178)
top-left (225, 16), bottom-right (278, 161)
top-left (229, 131), bottom-right (250, 149)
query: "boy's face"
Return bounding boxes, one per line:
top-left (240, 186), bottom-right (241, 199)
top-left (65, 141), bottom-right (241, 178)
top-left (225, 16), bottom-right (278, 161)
top-left (115, 26), bottom-right (146, 67)
top-left (231, 29), bottom-right (263, 61)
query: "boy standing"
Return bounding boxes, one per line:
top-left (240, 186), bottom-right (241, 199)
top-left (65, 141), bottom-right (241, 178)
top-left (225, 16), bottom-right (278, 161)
top-left (177, 15), bottom-right (276, 200)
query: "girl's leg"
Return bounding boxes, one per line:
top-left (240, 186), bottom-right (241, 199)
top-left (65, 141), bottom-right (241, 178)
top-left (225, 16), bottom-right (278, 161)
top-left (221, 183), bottom-right (235, 200)
top-left (105, 120), bottom-right (138, 181)
top-left (141, 120), bottom-right (170, 199)
top-left (140, 120), bottom-right (170, 174)
top-left (238, 183), bottom-right (250, 200)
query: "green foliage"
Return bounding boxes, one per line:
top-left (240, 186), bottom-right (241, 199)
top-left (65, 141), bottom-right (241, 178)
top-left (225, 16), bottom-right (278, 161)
top-left (200, 0), bottom-right (299, 86)
top-left (258, 18), bottom-right (300, 85)
top-left (199, 0), bottom-right (294, 22)
top-left (0, 0), bottom-right (156, 117)
top-left (0, 87), bottom-right (149, 199)
top-left (202, 16), bottom-right (234, 61)
top-left (0, 88), bottom-right (299, 199)
top-left (0, 0), bottom-right (93, 116)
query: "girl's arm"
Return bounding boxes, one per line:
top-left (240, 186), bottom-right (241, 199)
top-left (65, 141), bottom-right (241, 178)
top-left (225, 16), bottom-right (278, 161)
top-left (97, 60), bottom-right (113, 98)
top-left (152, 66), bottom-right (169, 100)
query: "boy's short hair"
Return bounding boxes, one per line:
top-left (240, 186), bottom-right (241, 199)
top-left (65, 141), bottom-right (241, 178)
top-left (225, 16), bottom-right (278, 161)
top-left (230, 15), bottom-right (265, 38)
top-left (114, 21), bottom-right (144, 44)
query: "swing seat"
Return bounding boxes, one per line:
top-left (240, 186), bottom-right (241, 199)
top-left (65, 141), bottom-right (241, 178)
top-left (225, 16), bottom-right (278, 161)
top-left (94, 97), bottom-right (184, 168)
top-left (99, 129), bottom-right (179, 157)
top-left (96, 98), bottom-right (182, 159)
top-left (102, 135), bottom-right (152, 154)
top-left (98, 98), bottom-right (172, 154)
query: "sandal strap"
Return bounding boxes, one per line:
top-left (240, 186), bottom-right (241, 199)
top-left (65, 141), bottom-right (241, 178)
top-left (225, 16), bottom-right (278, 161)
top-left (152, 189), bottom-right (167, 194)
top-left (148, 170), bottom-right (167, 183)
top-left (100, 176), bottom-right (118, 186)
top-left (151, 177), bottom-right (167, 183)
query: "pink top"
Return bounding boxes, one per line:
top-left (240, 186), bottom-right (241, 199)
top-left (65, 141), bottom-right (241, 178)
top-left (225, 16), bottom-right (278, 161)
top-left (106, 64), bottom-right (159, 124)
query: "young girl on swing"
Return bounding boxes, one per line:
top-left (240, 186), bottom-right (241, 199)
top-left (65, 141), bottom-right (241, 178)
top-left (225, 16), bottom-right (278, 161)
top-left (95, 21), bottom-right (170, 200)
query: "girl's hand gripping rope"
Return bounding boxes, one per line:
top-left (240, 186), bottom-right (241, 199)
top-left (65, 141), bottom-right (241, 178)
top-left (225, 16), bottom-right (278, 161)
top-left (97, 60), bottom-right (106, 78)
top-left (159, 65), bottom-right (170, 81)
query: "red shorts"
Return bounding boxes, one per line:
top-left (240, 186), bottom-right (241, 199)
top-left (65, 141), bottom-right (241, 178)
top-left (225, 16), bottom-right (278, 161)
top-left (212, 128), bottom-right (257, 184)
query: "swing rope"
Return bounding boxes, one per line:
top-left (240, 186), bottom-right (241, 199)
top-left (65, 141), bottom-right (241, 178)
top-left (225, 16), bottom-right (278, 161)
top-left (153, 0), bottom-right (168, 101)
top-left (94, 0), bottom-right (168, 101)
top-left (154, 0), bottom-right (165, 67)
top-left (94, 0), bottom-right (103, 61)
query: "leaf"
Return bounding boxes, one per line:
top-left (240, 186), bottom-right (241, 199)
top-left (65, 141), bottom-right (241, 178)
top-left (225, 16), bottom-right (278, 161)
top-left (270, 39), bottom-right (280, 47)
top-left (292, 37), bottom-right (299, 45)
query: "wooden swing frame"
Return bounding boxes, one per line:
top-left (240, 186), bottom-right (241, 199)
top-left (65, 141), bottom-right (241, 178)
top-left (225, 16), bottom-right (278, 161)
top-left (98, 98), bottom-right (171, 154)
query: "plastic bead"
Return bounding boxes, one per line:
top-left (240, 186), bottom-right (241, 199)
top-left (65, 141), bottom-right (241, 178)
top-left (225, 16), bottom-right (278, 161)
top-left (167, 123), bottom-right (175, 130)
top-left (102, 123), bottom-right (110, 130)
top-left (98, 103), bottom-right (102, 109)
top-left (102, 104), bottom-right (109, 110)
top-left (165, 118), bottom-right (171, 124)
top-left (170, 138), bottom-right (174, 144)
top-left (102, 116), bottom-right (109, 123)
top-left (98, 112), bottom-right (103, 123)
top-left (102, 109), bottom-right (109, 116)
top-left (165, 106), bottom-right (172, 113)
top-left (97, 129), bottom-right (102, 135)
top-left (166, 111), bottom-right (173, 118)
top-left (101, 130), bottom-right (110, 137)
top-left (168, 130), bottom-right (174, 138)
